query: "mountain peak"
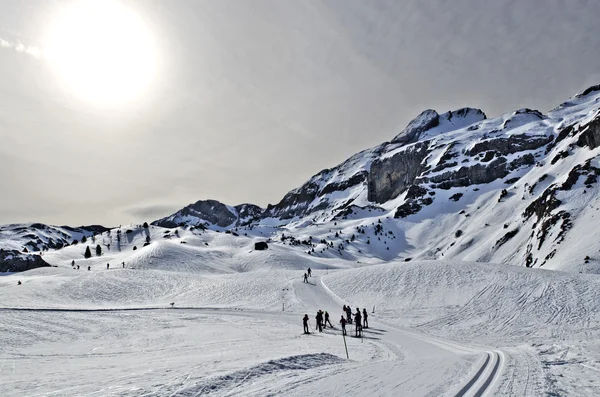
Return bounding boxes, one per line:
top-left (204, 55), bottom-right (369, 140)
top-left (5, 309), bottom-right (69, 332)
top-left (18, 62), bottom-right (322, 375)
top-left (391, 107), bottom-right (486, 145)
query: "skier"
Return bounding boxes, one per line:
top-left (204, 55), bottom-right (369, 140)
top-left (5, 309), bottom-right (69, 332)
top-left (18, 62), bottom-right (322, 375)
top-left (303, 273), bottom-right (308, 283)
top-left (88, 266), bottom-right (91, 271)
top-left (307, 267), bottom-right (312, 277)
top-left (77, 265), bottom-right (80, 270)
top-left (346, 305), bottom-right (352, 324)
top-left (303, 314), bottom-right (310, 334)
top-left (324, 310), bottom-right (333, 328)
top-left (17, 280), bottom-right (21, 285)
top-left (362, 308), bottom-right (369, 329)
top-left (71, 260), bottom-right (75, 266)
top-left (340, 316), bottom-right (347, 335)
top-left (107, 263), bottom-right (110, 270)
top-left (315, 310), bottom-right (323, 332)
top-left (354, 308), bottom-right (362, 337)
top-left (122, 262), bottom-right (125, 268)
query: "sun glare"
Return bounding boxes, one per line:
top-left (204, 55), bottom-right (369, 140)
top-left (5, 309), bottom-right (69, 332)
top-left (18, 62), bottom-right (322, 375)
top-left (44, 0), bottom-right (157, 105)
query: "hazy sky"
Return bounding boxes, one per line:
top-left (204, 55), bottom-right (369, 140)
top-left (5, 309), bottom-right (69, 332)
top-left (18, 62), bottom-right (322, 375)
top-left (1, 0), bottom-right (600, 226)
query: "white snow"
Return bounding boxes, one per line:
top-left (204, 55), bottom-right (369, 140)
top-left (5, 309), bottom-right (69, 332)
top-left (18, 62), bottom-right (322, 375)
top-left (2, 88), bottom-right (600, 395)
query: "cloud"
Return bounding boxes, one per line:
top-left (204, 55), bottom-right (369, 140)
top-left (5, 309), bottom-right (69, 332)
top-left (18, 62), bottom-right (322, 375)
top-left (0, 37), bottom-right (42, 59)
top-left (125, 204), bottom-right (180, 220)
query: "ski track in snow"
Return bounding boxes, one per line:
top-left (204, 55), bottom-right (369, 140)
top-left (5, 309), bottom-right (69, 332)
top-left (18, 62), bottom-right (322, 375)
top-left (1, 225), bottom-right (599, 395)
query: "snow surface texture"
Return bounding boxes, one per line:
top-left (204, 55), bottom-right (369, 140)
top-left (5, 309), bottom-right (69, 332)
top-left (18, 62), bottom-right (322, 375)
top-left (2, 85), bottom-right (600, 395)
top-left (1, 226), bottom-right (599, 396)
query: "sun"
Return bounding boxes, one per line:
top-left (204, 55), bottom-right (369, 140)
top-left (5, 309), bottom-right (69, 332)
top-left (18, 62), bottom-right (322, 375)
top-left (44, 0), bottom-right (157, 105)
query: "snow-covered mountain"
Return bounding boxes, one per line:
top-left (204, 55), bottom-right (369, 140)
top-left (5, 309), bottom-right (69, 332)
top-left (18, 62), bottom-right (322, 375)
top-left (0, 223), bottom-right (109, 272)
top-left (153, 85), bottom-right (600, 272)
top-left (3, 85), bottom-right (600, 274)
top-left (153, 200), bottom-right (263, 229)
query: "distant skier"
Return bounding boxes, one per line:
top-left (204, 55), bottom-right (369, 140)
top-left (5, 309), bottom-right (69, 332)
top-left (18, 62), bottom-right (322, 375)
top-left (307, 267), bottom-right (312, 277)
top-left (71, 260), bottom-right (75, 267)
top-left (346, 306), bottom-right (352, 324)
top-left (340, 316), bottom-right (347, 336)
top-left (88, 266), bottom-right (91, 271)
top-left (122, 262), bottom-right (125, 268)
top-left (107, 263), bottom-right (110, 269)
top-left (77, 265), bottom-right (80, 270)
top-left (303, 314), bottom-right (310, 334)
top-left (362, 308), bottom-right (369, 329)
top-left (303, 273), bottom-right (308, 283)
top-left (17, 280), bottom-right (21, 285)
top-left (354, 308), bottom-right (362, 337)
top-left (316, 310), bottom-right (323, 332)
top-left (324, 310), bottom-right (333, 328)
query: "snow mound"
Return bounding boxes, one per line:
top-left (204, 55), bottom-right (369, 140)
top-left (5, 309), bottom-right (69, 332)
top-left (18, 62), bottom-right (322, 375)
top-left (175, 353), bottom-right (343, 396)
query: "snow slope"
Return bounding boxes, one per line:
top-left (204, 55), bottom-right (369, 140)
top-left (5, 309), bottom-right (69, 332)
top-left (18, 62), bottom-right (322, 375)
top-left (1, 226), bottom-right (599, 396)
top-left (2, 86), bottom-right (600, 395)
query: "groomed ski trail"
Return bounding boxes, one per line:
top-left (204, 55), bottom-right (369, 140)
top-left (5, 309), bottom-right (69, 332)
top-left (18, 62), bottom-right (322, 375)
top-left (289, 275), bottom-right (507, 396)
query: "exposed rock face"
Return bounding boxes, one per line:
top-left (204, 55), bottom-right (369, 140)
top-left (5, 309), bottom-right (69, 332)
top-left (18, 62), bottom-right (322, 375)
top-left (467, 134), bottom-right (553, 156)
top-left (0, 250), bottom-right (50, 272)
top-left (577, 114), bottom-right (600, 150)
top-left (234, 204), bottom-right (264, 226)
top-left (423, 154), bottom-right (535, 190)
top-left (368, 142), bottom-right (429, 203)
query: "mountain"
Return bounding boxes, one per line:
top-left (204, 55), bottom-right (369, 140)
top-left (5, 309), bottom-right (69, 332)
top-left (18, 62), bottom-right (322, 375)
top-left (0, 223), bottom-right (109, 272)
top-left (3, 85), bottom-right (600, 273)
top-left (152, 85), bottom-right (600, 272)
top-left (152, 200), bottom-right (263, 229)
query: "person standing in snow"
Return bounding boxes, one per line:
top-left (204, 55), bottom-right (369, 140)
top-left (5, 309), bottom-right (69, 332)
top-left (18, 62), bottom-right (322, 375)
top-left (346, 306), bottom-right (352, 324)
top-left (340, 316), bottom-right (347, 335)
top-left (303, 273), bottom-right (308, 283)
top-left (88, 266), bottom-right (91, 271)
top-left (324, 310), bottom-right (333, 328)
top-left (316, 310), bottom-right (323, 332)
top-left (303, 314), bottom-right (310, 334)
top-left (362, 308), bottom-right (369, 329)
top-left (354, 308), bottom-right (362, 337)
top-left (307, 267), bottom-right (312, 277)
top-left (107, 263), bottom-right (110, 270)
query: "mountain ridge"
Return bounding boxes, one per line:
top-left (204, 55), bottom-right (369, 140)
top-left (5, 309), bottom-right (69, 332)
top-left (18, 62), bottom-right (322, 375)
top-left (3, 84), bottom-right (600, 273)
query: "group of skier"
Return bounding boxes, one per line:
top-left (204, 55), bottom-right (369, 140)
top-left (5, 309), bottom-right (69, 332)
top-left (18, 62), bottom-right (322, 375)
top-left (300, 267), bottom-right (369, 337)
top-left (303, 305), bottom-right (369, 337)
top-left (303, 267), bottom-right (312, 283)
top-left (70, 260), bottom-right (126, 271)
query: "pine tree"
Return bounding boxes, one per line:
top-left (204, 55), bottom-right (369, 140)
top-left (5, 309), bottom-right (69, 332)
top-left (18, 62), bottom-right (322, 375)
top-left (84, 246), bottom-right (92, 259)
top-left (95, 244), bottom-right (102, 256)
top-left (81, 235), bottom-right (87, 243)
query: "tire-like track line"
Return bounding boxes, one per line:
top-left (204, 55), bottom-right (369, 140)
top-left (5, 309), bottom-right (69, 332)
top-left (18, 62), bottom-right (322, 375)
top-left (454, 353), bottom-right (491, 397)
top-left (474, 352), bottom-right (501, 397)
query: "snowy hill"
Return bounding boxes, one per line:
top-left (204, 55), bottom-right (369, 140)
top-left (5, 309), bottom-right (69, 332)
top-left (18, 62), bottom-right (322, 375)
top-left (0, 223), bottom-right (109, 272)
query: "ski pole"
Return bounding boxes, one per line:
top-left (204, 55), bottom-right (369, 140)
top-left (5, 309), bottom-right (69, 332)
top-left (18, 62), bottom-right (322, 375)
top-left (343, 333), bottom-right (349, 359)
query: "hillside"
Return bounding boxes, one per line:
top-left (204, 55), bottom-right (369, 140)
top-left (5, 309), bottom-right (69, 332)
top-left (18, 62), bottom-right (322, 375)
top-left (147, 85), bottom-right (600, 273)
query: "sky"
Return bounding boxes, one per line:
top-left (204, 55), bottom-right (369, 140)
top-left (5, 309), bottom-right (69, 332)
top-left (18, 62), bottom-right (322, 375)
top-left (1, 0), bottom-right (600, 226)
